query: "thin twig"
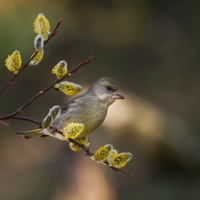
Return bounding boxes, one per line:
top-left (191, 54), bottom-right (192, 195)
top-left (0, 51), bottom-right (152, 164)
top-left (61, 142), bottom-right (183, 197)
top-left (11, 116), bottom-right (42, 127)
top-left (0, 55), bottom-right (94, 121)
top-left (0, 91), bottom-right (44, 120)
top-left (69, 55), bottom-right (94, 74)
top-left (68, 138), bottom-right (94, 156)
top-left (44, 18), bottom-right (62, 45)
top-left (110, 166), bottom-right (133, 177)
top-left (0, 18), bottom-right (62, 95)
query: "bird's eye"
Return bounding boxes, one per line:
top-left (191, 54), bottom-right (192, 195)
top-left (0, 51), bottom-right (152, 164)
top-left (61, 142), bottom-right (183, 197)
top-left (106, 86), bottom-right (113, 91)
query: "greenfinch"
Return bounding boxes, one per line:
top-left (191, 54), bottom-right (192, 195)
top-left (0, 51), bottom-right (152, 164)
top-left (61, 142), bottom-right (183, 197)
top-left (15, 77), bottom-right (124, 140)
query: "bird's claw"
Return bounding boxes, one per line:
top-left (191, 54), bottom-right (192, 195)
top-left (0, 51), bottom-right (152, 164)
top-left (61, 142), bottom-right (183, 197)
top-left (49, 126), bottom-right (63, 135)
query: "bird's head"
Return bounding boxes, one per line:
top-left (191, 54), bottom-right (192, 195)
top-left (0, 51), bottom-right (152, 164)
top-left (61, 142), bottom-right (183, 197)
top-left (90, 77), bottom-right (124, 106)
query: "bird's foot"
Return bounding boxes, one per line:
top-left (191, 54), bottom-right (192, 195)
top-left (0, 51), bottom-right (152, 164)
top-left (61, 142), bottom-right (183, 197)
top-left (49, 126), bottom-right (63, 136)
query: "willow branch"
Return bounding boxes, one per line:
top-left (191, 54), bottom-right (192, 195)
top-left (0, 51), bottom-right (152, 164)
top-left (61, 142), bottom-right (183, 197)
top-left (11, 116), bottom-right (42, 127)
top-left (68, 138), bottom-right (133, 177)
top-left (0, 55), bottom-right (94, 121)
top-left (0, 18), bottom-right (62, 95)
top-left (68, 138), bottom-right (94, 156)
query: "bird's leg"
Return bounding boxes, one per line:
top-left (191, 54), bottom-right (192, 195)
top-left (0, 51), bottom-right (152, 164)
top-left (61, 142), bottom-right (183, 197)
top-left (49, 126), bottom-right (58, 133)
top-left (49, 126), bottom-right (63, 136)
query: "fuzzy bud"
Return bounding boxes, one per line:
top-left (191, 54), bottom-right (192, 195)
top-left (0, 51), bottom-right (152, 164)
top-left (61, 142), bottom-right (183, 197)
top-left (5, 50), bottom-right (22, 74)
top-left (52, 60), bottom-right (68, 79)
top-left (54, 81), bottom-right (82, 96)
top-left (91, 144), bottom-right (113, 162)
top-left (63, 122), bottom-right (85, 139)
top-left (34, 13), bottom-right (50, 41)
top-left (29, 48), bottom-right (44, 65)
top-left (107, 150), bottom-right (132, 168)
top-left (34, 34), bottom-right (44, 51)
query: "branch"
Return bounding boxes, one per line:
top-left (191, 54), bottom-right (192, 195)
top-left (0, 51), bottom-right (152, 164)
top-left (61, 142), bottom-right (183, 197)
top-left (69, 55), bottom-right (94, 74)
top-left (44, 18), bottom-right (62, 45)
top-left (68, 138), bottom-right (133, 177)
top-left (11, 116), bottom-right (42, 127)
top-left (0, 18), bottom-right (62, 95)
top-left (68, 138), bottom-right (94, 156)
top-left (0, 55), bottom-right (94, 122)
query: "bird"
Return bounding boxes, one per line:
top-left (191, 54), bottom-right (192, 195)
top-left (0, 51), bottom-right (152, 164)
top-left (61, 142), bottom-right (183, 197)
top-left (15, 77), bottom-right (124, 141)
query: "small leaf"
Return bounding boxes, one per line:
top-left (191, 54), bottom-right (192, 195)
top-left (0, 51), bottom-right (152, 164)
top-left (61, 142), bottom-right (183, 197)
top-left (5, 50), bottom-right (22, 74)
top-left (63, 122), bottom-right (84, 139)
top-left (54, 81), bottom-right (82, 96)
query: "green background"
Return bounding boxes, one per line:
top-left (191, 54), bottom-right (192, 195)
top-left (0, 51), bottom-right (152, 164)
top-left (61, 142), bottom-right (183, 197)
top-left (0, 0), bottom-right (200, 199)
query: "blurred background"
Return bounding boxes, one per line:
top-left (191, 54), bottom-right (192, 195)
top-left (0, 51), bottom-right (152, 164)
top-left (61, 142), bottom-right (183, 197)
top-left (0, 0), bottom-right (200, 199)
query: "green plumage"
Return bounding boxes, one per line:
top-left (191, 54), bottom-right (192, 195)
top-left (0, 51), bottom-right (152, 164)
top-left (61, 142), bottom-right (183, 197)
top-left (14, 77), bottom-right (124, 140)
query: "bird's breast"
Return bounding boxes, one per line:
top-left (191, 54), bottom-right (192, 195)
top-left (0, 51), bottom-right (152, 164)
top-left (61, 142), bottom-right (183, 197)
top-left (77, 103), bottom-right (107, 137)
top-left (54, 99), bottom-right (108, 138)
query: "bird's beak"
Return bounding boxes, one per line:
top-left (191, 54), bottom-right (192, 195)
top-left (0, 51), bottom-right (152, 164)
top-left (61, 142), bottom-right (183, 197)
top-left (112, 90), bottom-right (125, 99)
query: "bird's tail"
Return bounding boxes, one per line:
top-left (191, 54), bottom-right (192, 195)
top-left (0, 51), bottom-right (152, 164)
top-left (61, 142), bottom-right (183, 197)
top-left (14, 129), bottom-right (44, 139)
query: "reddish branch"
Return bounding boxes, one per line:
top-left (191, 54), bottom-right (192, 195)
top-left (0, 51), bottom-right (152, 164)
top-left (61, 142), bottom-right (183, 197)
top-left (11, 116), bottom-right (42, 127)
top-left (0, 18), bottom-right (62, 95)
top-left (68, 138), bottom-right (133, 177)
top-left (0, 17), bottom-right (93, 123)
top-left (0, 55), bottom-right (94, 122)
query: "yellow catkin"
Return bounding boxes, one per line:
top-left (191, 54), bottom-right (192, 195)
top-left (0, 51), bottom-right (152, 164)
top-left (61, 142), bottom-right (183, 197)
top-left (54, 81), bottom-right (82, 96)
top-left (92, 144), bottom-right (113, 162)
top-left (34, 13), bottom-right (50, 41)
top-left (5, 50), bottom-right (22, 74)
top-left (108, 150), bottom-right (132, 168)
top-left (63, 123), bottom-right (85, 139)
top-left (52, 60), bottom-right (68, 79)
